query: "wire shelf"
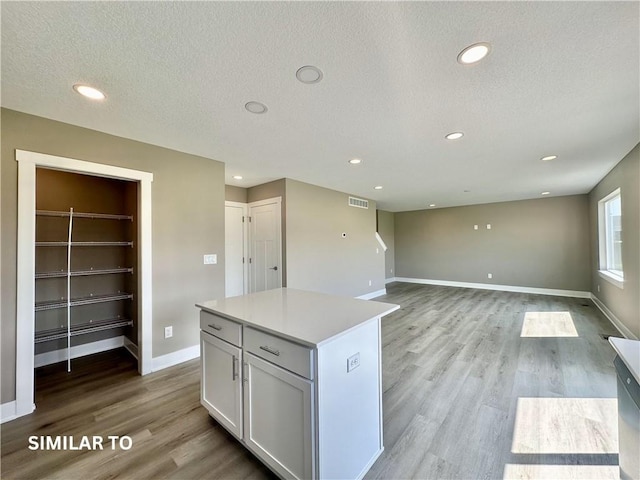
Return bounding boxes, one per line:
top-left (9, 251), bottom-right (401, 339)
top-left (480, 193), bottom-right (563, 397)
top-left (35, 293), bottom-right (133, 311)
top-left (35, 317), bottom-right (133, 343)
top-left (36, 210), bottom-right (132, 221)
top-left (35, 268), bottom-right (133, 279)
top-left (35, 241), bottom-right (133, 247)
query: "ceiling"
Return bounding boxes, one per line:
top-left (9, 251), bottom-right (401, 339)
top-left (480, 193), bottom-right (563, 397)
top-left (2, 1), bottom-right (638, 212)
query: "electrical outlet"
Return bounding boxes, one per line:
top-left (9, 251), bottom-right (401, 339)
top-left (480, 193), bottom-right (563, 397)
top-left (368, 280), bottom-right (372, 286)
top-left (347, 352), bottom-right (360, 372)
top-left (204, 254), bottom-right (217, 264)
top-left (486, 224), bottom-right (492, 230)
top-left (488, 273), bottom-right (493, 279)
top-left (474, 225), bottom-right (479, 230)
top-left (597, 285), bottom-right (600, 292)
top-left (164, 326), bottom-right (173, 339)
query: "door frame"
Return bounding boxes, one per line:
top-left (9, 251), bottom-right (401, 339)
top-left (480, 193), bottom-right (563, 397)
top-left (224, 201), bottom-right (249, 296)
top-left (15, 149), bottom-right (154, 419)
top-left (248, 196), bottom-right (282, 292)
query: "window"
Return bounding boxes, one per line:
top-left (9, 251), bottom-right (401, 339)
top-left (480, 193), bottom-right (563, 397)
top-left (598, 188), bottom-right (623, 287)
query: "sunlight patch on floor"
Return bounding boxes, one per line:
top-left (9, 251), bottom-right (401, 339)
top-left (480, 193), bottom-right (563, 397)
top-left (520, 312), bottom-right (579, 337)
top-left (503, 463), bottom-right (619, 480)
top-left (511, 397), bottom-right (618, 454)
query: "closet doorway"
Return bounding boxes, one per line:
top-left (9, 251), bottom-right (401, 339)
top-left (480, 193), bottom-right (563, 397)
top-left (15, 150), bottom-right (153, 419)
top-left (248, 198), bottom-right (282, 293)
top-left (224, 197), bottom-right (282, 297)
top-left (224, 201), bottom-right (248, 297)
top-left (34, 169), bottom-right (138, 372)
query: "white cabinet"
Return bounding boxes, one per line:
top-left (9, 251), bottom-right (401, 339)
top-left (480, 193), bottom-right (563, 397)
top-left (200, 330), bottom-right (242, 439)
top-left (197, 288), bottom-right (400, 480)
top-left (243, 352), bottom-right (314, 480)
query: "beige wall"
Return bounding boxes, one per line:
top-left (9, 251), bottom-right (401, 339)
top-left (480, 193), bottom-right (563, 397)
top-left (589, 144), bottom-right (640, 339)
top-left (247, 179), bottom-right (285, 204)
top-left (377, 210), bottom-right (395, 279)
top-left (285, 179), bottom-right (385, 297)
top-left (225, 185), bottom-right (247, 203)
top-left (1, 109), bottom-right (226, 404)
top-left (395, 195), bottom-right (591, 292)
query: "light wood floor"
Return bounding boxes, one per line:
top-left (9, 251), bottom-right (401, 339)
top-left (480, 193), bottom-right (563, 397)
top-left (1, 283), bottom-right (621, 479)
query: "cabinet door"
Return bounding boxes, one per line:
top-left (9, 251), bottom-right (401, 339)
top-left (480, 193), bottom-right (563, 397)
top-left (200, 331), bottom-right (242, 439)
top-left (243, 352), bottom-right (314, 480)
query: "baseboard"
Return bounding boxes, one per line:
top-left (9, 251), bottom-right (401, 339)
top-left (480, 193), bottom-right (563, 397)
top-left (591, 294), bottom-right (638, 340)
top-left (1, 401), bottom-right (17, 424)
top-left (151, 344), bottom-right (200, 372)
top-left (356, 288), bottom-right (387, 300)
top-left (385, 277), bottom-right (398, 285)
top-left (394, 277), bottom-right (591, 299)
top-left (123, 337), bottom-right (139, 360)
top-left (34, 336), bottom-right (125, 368)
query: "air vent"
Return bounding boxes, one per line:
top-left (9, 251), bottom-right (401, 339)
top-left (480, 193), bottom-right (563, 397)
top-left (348, 196), bottom-right (369, 209)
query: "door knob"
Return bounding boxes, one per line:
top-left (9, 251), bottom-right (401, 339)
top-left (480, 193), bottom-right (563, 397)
top-left (268, 266), bottom-right (278, 271)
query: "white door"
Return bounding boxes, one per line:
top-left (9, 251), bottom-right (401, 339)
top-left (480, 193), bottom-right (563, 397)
top-left (243, 352), bottom-right (314, 480)
top-left (225, 202), bottom-right (247, 297)
top-left (249, 198), bottom-right (282, 293)
top-left (200, 331), bottom-right (243, 439)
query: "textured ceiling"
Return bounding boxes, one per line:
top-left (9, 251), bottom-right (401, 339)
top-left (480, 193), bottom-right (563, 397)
top-left (2, 1), bottom-right (638, 212)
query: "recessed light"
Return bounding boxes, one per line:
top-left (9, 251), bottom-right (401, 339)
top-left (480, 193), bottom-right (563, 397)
top-left (374, 186), bottom-right (383, 190)
top-left (73, 84), bottom-right (105, 100)
top-left (445, 132), bottom-right (464, 140)
top-left (233, 175), bottom-right (243, 180)
top-left (457, 42), bottom-right (491, 65)
top-left (541, 155), bottom-right (558, 161)
top-left (348, 158), bottom-right (362, 165)
top-left (245, 101), bottom-right (268, 114)
top-left (296, 65), bottom-right (323, 84)
top-left (429, 204), bottom-right (436, 207)
top-left (541, 191), bottom-right (550, 195)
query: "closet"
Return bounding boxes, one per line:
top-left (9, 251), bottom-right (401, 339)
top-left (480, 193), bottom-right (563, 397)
top-left (34, 168), bottom-right (138, 371)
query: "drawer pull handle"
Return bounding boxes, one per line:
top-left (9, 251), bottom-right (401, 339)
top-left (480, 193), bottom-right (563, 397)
top-left (208, 324), bottom-right (222, 331)
top-left (260, 345), bottom-right (280, 356)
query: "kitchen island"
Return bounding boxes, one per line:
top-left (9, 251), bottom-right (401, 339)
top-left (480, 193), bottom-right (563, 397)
top-left (196, 288), bottom-right (399, 480)
top-left (609, 337), bottom-right (640, 480)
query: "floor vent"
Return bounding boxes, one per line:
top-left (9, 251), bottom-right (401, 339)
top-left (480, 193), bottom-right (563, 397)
top-left (348, 196), bottom-right (369, 209)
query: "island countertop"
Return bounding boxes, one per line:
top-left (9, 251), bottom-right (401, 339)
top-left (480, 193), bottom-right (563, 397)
top-left (609, 336), bottom-right (640, 385)
top-left (196, 288), bottom-right (400, 347)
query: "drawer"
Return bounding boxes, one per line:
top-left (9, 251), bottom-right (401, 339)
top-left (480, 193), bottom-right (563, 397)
top-left (244, 327), bottom-right (314, 380)
top-left (200, 311), bottom-right (242, 347)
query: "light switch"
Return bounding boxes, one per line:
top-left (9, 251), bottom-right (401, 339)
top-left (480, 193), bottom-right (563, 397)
top-left (204, 254), bottom-right (217, 264)
top-left (486, 224), bottom-right (492, 230)
top-left (474, 225), bottom-right (478, 230)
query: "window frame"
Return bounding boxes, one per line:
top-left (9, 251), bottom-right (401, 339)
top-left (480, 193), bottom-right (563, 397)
top-left (597, 187), bottom-right (624, 289)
